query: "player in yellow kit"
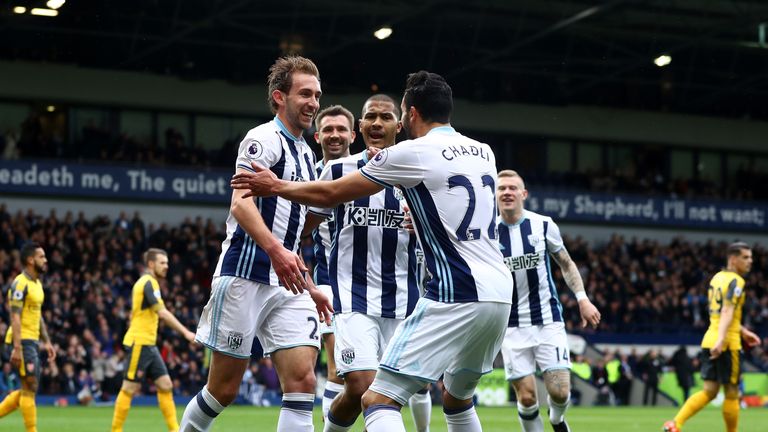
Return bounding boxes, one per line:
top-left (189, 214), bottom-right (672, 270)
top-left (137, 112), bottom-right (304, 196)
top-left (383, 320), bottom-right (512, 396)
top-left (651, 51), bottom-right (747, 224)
top-left (111, 248), bottom-right (197, 432)
top-left (664, 242), bottom-right (760, 432)
top-left (0, 242), bottom-right (55, 432)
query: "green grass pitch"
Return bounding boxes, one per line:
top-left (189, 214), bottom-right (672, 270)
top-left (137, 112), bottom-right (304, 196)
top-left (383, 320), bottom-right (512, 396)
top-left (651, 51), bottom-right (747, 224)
top-left (0, 405), bottom-right (763, 431)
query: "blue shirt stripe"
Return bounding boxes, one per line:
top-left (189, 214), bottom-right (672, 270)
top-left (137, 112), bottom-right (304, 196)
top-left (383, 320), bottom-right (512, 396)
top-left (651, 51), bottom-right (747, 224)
top-left (520, 219), bottom-right (543, 325)
top-left (409, 183), bottom-right (478, 303)
top-left (379, 188), bottom-right (400, 318)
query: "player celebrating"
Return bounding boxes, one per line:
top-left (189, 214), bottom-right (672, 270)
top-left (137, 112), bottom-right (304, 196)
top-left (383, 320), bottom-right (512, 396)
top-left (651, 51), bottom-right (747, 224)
top-left (495, 170), bottom-right (600, 432)
top-left (180, 55), bottom-right (332, 432)
top-left (231, 71), bottom-right (513, 432)
top-left (664, 242), bottom-right (759, 432)
top-left (0, 242), bottom-right (55, 432)
top-left (309, 105), bottom-right (355, 421)
top-left (309, 95), bottom-right (423, 432)
top-left (111, 248), bottom-right (197, 432)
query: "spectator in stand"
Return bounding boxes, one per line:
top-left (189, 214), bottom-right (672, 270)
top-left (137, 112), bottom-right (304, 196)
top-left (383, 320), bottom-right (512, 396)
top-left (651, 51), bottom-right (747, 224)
top-left (669, 345), bottom-right (695, 401)
top-left (640, 349), bottom-right (663, 406)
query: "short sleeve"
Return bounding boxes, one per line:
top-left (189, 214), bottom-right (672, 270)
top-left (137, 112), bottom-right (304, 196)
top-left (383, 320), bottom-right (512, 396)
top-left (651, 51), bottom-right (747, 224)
top-left (142, 280), bottom-right (162, 311)
top-left (308, 162), bottom-right (334, 217)
top-left (359, 142), bottom-right (425, 190)
top-left (545, 219), bottom-right (564, 253)
top-left (235, 131), bottom-right (282, 173)
top-left (8, 279), bottom-right (26, 309)
top-left (724, 278), bottom-right (745, 304)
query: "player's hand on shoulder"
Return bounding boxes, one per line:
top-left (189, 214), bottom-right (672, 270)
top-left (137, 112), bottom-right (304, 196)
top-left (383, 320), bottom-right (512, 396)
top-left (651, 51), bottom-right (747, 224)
top-left (366, 146), bottom-right (382, 161)
top-left (579, 299), bottom-right (601, 329)
top-left (230, 163), bottom-right (278, 198)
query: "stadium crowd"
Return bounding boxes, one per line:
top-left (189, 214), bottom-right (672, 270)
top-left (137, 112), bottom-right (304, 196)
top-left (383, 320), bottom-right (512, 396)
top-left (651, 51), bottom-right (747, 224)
top-left (0, 204), bottom-right (765, 399)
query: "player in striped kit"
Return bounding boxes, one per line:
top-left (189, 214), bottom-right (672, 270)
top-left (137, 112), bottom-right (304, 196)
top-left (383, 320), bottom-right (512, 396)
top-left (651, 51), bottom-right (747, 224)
top-left (232, 71), bottom-right (513, 432)
top-left (495, 170), bottom-right (600, 432)
top-left (308, 105), bottom-right (355, 422)
top-left (307, 94), bottom-right (424, 432)
top-left (180, 56), bottom-right (333, 432)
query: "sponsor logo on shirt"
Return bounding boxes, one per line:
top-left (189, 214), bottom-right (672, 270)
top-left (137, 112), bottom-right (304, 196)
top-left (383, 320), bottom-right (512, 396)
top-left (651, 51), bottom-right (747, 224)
top-left (344, 206), bottom-right (406, 229)
top-left (504, 253), bottom-right (541, 271)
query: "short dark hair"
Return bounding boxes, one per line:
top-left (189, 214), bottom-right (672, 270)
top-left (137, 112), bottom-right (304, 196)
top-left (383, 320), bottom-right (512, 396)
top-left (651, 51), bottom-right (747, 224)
top-left (727, 242), bottom-right (750, 257)
top-left (143, 248), bottom-right (168, 265)
top-left (20, 242), bottom-right (41, 265)
top-left (403, 71), bottom-right (453, 124)
top-left (314, 105), bottom-right (354, 130)
top-left (363, 94), bottom-right (401, 118)
top-left (267, 56), bottom-right (320, 114)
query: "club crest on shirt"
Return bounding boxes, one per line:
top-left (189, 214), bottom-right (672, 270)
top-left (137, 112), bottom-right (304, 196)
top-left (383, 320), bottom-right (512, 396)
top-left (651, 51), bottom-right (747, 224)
top-left (227, 331), bottom-right (244, 351)
top-left (527, 234), bottom-right (540, 246)
top-left (341, 348), bottom-right (355, 365)
top-left (247, 141), bottom-right (264, 159)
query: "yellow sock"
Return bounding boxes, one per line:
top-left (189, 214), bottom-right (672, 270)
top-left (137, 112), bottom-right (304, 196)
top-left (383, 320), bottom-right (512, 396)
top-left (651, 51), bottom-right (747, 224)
top-left (0, 390), bottom-right (21, 417)
top-left (111, 389), bottom-right (134, 432)
top-left (157, 390), bottom-right (179, 432)
top-left (19, 391), bottom-right (36, 432)
top-left (674, 390), bottom-right (712, 428)
top-left (722, 397), bottom-right (739, 432)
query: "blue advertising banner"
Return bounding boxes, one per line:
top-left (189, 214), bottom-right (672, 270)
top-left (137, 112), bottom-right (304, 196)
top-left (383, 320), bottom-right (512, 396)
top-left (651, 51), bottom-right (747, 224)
top-left (0, 161), bottom-right (231, 204)
top-left (526, 191), bottom-right (766, 231)
top-left (0, 161), bottom-right (765, 231)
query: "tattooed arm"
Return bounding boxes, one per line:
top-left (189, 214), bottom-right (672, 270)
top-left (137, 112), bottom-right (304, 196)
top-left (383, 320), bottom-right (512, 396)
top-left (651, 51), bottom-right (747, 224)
top-left (551, 247), bottom-right (601, 329)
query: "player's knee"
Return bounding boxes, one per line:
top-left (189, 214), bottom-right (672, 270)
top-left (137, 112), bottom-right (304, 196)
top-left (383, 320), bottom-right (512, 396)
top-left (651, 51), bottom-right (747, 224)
top-left (207, 383), bottom-right (239, 407)
top-left (548, 387), bottom-right (570, 403)
top-left (360, 389), bottom-right (380, 410)
top-left (344, 374), bottom-right (374, 400)
top-left (288, 368), bottom-right (317, 393)
top-left (24, 378), bottom-right (38, 393)
top-left (724, 385), bottom-right (739, 400)
top-left (517, 394), bottom-right (538, 407)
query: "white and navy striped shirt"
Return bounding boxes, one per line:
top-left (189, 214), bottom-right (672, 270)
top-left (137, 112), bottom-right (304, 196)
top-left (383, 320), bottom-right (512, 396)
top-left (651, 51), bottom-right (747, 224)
top-left (214, 117), bottom-right (316, 286)
top-left (312, 160), bottom-right (334, 286)
top-left (310, 151), bottom-right (419, 319)
top-left (497, 210), bottom-right (565, 327)
top-left (360, 126), bottom-right (513, 304)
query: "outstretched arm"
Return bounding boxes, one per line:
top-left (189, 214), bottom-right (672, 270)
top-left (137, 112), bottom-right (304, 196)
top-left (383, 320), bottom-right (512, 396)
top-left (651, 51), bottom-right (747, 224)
top-left (231, 162), bottom-right (383, 208)
top-left (551, 247), bottom-right (601, 329)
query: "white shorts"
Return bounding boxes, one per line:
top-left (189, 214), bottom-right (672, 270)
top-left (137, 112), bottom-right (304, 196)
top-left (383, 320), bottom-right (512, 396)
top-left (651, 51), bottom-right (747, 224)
top-left (334, 312), bottom-right (402, 375)
top-left (196, 276), bottom-right (321, 358)
top-left (500, 321), bottom-right (572, 380)
top-left (371, 298), bottom-right (509, 404)
top-left (317, 285), bottom-right (335, 335)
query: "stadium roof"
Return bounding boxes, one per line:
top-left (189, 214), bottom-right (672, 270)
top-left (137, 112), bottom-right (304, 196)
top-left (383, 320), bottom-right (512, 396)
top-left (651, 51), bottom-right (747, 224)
top-left (3, 0), bottom-right (768, 120)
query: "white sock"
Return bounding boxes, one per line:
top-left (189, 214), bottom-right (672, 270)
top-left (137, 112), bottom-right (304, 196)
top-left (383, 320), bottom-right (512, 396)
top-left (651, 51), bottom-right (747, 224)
top-left (278, 392), bottom-right (314, 432)
top-left (180, 385), bottom-right (224, 432)
top-left (364, 404), bottom-right (406, 432)
top-left (444, 404), bottom-right (481, 432)
top-left (517, 401), bottom-right (544, 432)
top-left (323, 381), bottom-right (345, 421)
top-left (548, 394), bottom-right (570, 425)
top-left (324, 409), bottom-right (355, 432)
top-left (408, 389), bottom-right (432, 432)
